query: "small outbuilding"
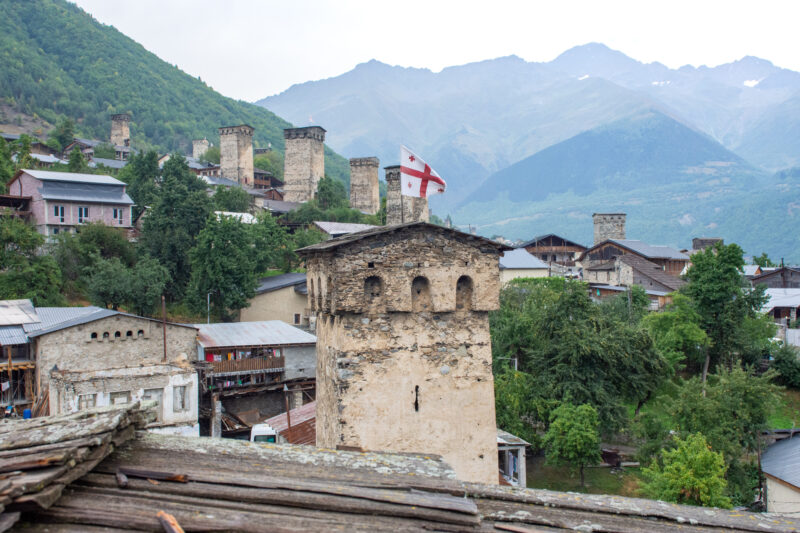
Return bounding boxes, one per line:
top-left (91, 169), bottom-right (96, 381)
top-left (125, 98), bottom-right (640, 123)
top-left (762, 435), bottom-right (800, 514)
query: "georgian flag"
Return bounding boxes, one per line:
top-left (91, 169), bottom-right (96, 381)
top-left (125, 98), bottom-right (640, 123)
top-left (400, 146), bottom-right (447, 198)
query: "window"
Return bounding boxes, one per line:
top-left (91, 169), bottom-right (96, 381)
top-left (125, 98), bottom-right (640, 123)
top-left (102, 332), bottom-right (109, 339)
top-left (78, 206), bottom-right (90, 223)
top-left (137, 329), bottom-right (144, 337)
top-left (456, 276), bottom-right (473, 311)
top-left (126, 330), bottom-right (133, 337)
top-left (411, 276), bottom-right (432, 312)
top-left (78, 393), bottom-right (96, 411)
top-left (173, 385), bottom-right (189, 412)
top-left (110, 391), bottom-right (131, 405)
top-left (114, 331), bottom-right (121, 338)
top-left (53, 205), bottom-right (64, 223)
top-left (294, 313), bottom-right (301, 324)
top-left (142, 388), bottom-right (163, 422)
top-left (52, 227), bottom-right (59, 235)
top-left (90, 332), bottom-right (98, 340)
top-left (364, 276), bottom-right (383, 308)
top-left (112, 208), bottom-right (124, 224)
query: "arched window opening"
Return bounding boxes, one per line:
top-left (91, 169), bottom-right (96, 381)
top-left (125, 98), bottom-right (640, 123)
top-left (364, 276), bottom-right (383, 305)
top-left (114, 331), bottom-right (121, 338)
top-left (90, 332), bottom-right (98, 340)
top-left (137, 330), bottom-right (144, 337)
top-left (126, 331), bottom-right (133, 337)
top-left (102, 332), bottom-right (109, 339)
top-left (411, 276), bottom-right (432, 312)
top-left (456, 276), bottom-right (473, 311)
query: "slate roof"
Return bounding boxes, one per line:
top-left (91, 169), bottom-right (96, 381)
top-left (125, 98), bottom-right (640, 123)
top-left (499, 248), bottom-right (548, 270)
top-left (608, 239), bottom-right (689, 260)
top-left (519, 233), bottom-right (587, 250)
top-left (618, 254), bottom-right (686, 291)
top-left (91, 157), bottom-right (128, 169)
top-left (201, 175), bottom-right (239, 187)
top-left (71, 137), bottom-right (103, 147)
top-left (254, 272), bottom-right (307, 294)
top-left (193, 320), bottom-right (316, 349)
top-left (497, 428), bottom-right (531, 447)
top-left (261, 198), bottom-right (302, 213)
top-left (297, 222), bottom-right (512, 254)
top-left (763, 435), bottom-right (800, 489)
top-left (5, 403), bottom-right (796, 532)
top-left (313, 221), bottom-right (377, 237)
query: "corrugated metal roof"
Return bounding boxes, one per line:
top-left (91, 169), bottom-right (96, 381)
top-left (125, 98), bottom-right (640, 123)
top-left (25, 308), bottom-right (117, 337)
top-left (0, 300), bottom-right (39, 326)
top-left (590, 284), bottom-right (671, 297)
top-left (763, 288), bottom-right (800, 312)
top-left (30, 153), bottom-right (67, 165)
top-left (0, 326), bottom-right (29, 345)
top-left (193, 320), bottom-right (316, 349)
top-left (40, 180), bottom-right (134, 205)
top-left (26, 308), bottom-right (197, 338)
top-left (313, 221), bottom-right (377, 237)
top-left (22, 169), bottom-right (124, 186)
top-left (497, 428), bottom-right (531, 447)
top-left (25, 306), bottom-right (105, 333)
top-left (92, 157), bottom-right (128, 169)
top-left (608, 239), bottom-right (689, 260)
top-left (763, 435), bottom-right (800, 488)
top-left (263, 401), bottom-right (316, 445)
top-left (255, 273), bottom-right (307, 295)
top-left (499, 248), bottom-right (548, 270)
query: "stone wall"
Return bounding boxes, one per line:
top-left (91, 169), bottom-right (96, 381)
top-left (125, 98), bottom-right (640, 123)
top-left (304, 226), bottom-right (501, 485)
top-left (349, 157), bottom-right (380, 214)
top-left (592, 213), bottom-right (626, 245)
top-left (283, 127), bottom-right (325, 203)
top-left (192, 139), bottom-right (210, 160)
top-left (110, 113), bottom-right (130, 147)
top-left (219, 125), bottom-right (254, 187)
top-left (385, 166), bottom-right (429, 225)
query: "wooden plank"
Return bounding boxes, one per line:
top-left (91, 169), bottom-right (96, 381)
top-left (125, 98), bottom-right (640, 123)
top-left (0, 449), bottom-right (74, 473)
top-left (0, 434), bottom-right (110, 459)
top-left (7, 465), bottom-right (68, 496)
top-left (78, 473), bottom-right (480, 526)
top-left (0, 512), bottom-right (20, 533)
top-left (8, 482), bottom-right (65, 511)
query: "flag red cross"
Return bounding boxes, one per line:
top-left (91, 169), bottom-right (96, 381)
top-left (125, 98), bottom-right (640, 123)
top-left (400, 164), bottom-right (446, 198)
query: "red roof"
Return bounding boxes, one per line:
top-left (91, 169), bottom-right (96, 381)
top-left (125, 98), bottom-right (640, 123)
top-left (263, 401), bottom-right (316, 445)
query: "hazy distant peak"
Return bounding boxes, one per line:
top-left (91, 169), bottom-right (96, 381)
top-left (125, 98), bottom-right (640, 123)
top-left (550, 42), bottom-right (642, 78)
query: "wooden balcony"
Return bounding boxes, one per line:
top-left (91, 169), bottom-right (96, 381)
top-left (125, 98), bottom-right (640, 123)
top-left (211, 356), bottom-right (284, 376)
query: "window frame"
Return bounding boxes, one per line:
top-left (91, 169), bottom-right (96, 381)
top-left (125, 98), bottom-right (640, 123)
top-left (173, 385), bottom-right (189, 412)
top-left (78, 393), bottom-right (97, 411)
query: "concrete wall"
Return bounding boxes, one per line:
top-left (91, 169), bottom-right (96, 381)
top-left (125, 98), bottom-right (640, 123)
top-left (500, 268), bottom-right (548, 284)
top-left (349, 157), bottom-right (380, 214)
top-left (240, 286), bottom-right (308, 326)
top-left (766, 476), bottom-right (800, 514)
top-left (306, 226), bottom-right (501, 485)
top-left (283, 127), bottom-right (325, 203)
top-left (219, 125), bottom-right (254, 187)
top-left (284, 345), bottom-right (316, 380)
top-left (34, 314), bottom-right (197, 399)
top-left (593, 213), bottom-right (626, 245)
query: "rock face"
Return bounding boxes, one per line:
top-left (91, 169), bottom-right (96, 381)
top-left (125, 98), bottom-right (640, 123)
top-left (299, 223), bottom-right (507, 485)
top-left (385, 166), bottom-right (429, 225)
top-left (283, 126), bottom-right (326, 203)
top-left (219, 125), bottom-right (254, 187)
top-left (349, 157), bottom-right (380, 215)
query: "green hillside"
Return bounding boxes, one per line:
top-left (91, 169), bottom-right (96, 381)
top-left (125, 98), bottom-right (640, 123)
top-left (0, 0), bottom-right (349, 183)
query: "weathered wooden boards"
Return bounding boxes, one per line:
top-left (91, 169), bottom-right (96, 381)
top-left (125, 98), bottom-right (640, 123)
top-left (0, 403), bottom-right (150, 531)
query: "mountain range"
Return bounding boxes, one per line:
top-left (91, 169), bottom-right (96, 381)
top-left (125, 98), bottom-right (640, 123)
top-left (259, 44), bottom-right (800, 260)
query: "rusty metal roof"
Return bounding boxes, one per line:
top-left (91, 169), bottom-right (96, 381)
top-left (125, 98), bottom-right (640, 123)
top-left (193, 320), bottom-right (316, 349)
top-left (263, 401), bottom-right (316, 445)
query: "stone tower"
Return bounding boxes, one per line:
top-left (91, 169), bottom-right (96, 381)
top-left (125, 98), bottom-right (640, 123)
top-left (283, 126), bottom-right (326, 203)
top-left (593, 212), bottom-right (626, 244)
top-left (218, 125), bottom-right (254, 187)
top-left (385, 166), bottom-right (429, 225)
top-left (192, 138), bottom-right (210, 160)
top-left (298, 222), bottom-right (508, 485)
top-left (110, 113), bottom-right (131, 147)
top-left (349, 157), bottom-right (380, 215)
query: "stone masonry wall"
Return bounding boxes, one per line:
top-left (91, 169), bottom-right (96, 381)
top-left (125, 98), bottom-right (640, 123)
top-left (283, 127), bottom-right (325, 203)
top-left (110, 113), bottom-right (130, 147)
top-left (305, 227), bottom-right (501, 485)
top-left (593, 213), bottom-right (626, 245)
top-left (385, 166), bottom-right (429, 225)
top-left (349, 157), bottom-right (380, 214)
top-left (219, 125), bottom-right (254, 187)
top-left (192, 139), bottom-right (210, 160)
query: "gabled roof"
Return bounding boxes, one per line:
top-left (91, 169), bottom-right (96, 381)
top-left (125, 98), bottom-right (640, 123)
top-left (255, 272), bottom-right (307, 294)
top-left (15, 169), bottom-right (125, 186)
top-left (499, 248), bottom-right (548, 270)
top-left (617, 254), bottom-right (686, 291)
top-left (26, 308), bottom-right (196, 338)
top-left (297, 222), bottom-right (511, 255)
top-left (193, 320), bottom-right (316, 349)
top-left (763, 435), bottom-right (800, 489)
top-left (91, 157), bottom-right (128, 169)
top-left (752, 266), bottom-right (800, 282)
top-left (581, 239), bottom-right (689, 261)
top-left (69, 137), bottom-right (103, 148)
top-left (40, 180), bottom-right (134, 205)
top-left (313, 221), bottom-right (377, 237)
top-left (519, 233), bottom-right (587, 250)
top-left (263, 400), bottom-right (317, 445)
top-left (762, 288), bottom-right (800, 312)
top-left (743, 265), bottom-right (762, 277)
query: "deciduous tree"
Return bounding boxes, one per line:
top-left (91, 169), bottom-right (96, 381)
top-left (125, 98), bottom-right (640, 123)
top-left (543, 402), bottom-right (602, 487)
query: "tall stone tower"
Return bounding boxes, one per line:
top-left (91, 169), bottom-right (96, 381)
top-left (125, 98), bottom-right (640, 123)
top-left (192, 138), bottom-right (210, 160)
top-left (385, 166), bottom-right (429, 225)
top-left (348, 157), bottom-right (380, 214)
top-left (218, 125), bottom-right (254, 187)
top-left (298, 223), bottom-right (508, 485)
top-left (283, 126), bottom-right (326, 203)
top-left (110, 113), bottom-right (131, 147)
top-left (593, 212), bottom-right (626, 244)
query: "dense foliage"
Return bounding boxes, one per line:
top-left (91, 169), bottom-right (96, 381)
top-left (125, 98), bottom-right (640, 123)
top-left (542, 403), bottom-right (602, 487)
top-left (0, 217), bottom-right (64, 305)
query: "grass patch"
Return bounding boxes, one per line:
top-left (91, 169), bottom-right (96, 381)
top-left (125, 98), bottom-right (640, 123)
top-left (526, 455), bottom-right (643, 497)
top-left (768, 388), bottom-right (800, 429)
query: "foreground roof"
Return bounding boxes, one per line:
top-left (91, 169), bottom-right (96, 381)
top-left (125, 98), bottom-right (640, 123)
top-left (193, 320), bottom-right (316, 349)
top-left (254, 272), bottom-right (307, 294)
top-left (499, 248), bottom-right (548, 270)
top-left (297, 222), bottom-right (512, 255)
top-left (763, 435), bottom-right (800, 489)
top-left (5, 404), bottom-right (795, 532)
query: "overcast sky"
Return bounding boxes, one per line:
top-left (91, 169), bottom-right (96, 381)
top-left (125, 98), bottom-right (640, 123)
top-left (73, 0), bottom-right (800, 102)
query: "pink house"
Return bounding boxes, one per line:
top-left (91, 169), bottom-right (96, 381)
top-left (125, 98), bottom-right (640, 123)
top-left (7, 170), bottom-right (134, 238)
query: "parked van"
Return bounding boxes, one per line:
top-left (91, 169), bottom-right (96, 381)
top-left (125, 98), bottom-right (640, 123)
top-left (250, 423), bottom-right (277, 443)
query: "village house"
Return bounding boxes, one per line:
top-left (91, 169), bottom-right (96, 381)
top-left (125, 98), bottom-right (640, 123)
top-left (752, 266), bottom-right (800, 289)
top-left (192, 320), bottom-right (316, 437)
top-left (240, 273), bottom-right (309, 327)
top-left (499, 247), bottom-right (549, 283)
top-left (762, 435), bottom-right (800, 514)
top-left (762, 288), bottom-right (800, 326)
top-left (580, 239), bottom-right (690, 276)
top-left (298, 222), bottom-right (510, 485)
top-left (520, 233), bottom-right (587, 266)
top-left (6, 169), bottom-right (133, 238)
top-left (313, 220), bottom-right (377, 239)
top-left (584, 254), bottom-right (686, 293)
